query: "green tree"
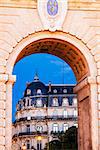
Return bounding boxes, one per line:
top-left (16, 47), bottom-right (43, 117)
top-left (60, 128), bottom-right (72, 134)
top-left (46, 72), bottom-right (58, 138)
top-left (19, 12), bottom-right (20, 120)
top-left (44, 126), bottom-right (78, 150)
top-left (44, 140), bottom-right (62, 150)
top-left (60, 126), bottom-right (78, 150)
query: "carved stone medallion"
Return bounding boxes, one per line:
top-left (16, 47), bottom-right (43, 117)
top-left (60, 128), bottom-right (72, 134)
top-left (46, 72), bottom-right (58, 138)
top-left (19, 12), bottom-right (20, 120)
top-left (38, 0), bottom-right (68, 32)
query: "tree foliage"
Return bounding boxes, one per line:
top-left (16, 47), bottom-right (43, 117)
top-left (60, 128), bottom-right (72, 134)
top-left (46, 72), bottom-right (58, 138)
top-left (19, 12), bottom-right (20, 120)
top-left (44, 126), bottom-right (78, 150)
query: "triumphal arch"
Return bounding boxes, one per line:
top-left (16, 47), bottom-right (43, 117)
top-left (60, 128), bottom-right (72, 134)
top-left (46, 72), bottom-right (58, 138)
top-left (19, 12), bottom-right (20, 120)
top-left (0, 0), bottom-right (100, 149)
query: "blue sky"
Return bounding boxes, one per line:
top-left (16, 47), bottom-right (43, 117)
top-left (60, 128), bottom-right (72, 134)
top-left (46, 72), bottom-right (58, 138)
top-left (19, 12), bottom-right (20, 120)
top-left (12, 53), bottom-right (76, 121)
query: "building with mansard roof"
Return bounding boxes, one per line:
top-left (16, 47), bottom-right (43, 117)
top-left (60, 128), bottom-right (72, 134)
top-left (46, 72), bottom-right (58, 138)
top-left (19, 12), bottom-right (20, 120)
top-left (12, 74), bottom-right (78, 150)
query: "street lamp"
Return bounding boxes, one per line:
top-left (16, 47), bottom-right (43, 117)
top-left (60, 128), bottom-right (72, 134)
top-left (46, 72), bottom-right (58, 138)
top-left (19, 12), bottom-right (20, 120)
top-left (37, 136), bottom-right (42, 141)
top-left (22, 143), bottom-right (26, 150)
top-left (12, 140), bottom-right (21, 150)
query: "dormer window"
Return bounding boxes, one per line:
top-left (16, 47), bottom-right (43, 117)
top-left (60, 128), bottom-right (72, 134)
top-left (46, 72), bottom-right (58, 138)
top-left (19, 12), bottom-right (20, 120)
top-left (53, 89), bottom-right (57, 93)
top-left (27, 89), bottom-right (31, 95)
top-left (36, 125), bottom-right (43, 132)
top-left (63, 89), bottom-right (67, 93)
top-left (37, 89), bottom-right (42, 95)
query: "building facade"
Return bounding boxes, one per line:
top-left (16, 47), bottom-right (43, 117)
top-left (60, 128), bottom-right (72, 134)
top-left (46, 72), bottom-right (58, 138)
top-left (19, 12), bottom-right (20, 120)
top-left (12, 74), bottom-right (77, 150)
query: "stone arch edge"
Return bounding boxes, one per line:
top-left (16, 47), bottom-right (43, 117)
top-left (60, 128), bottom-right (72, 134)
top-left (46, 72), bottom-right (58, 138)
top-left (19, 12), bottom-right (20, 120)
top-left (5, 31), bottom-right (98, 150)
top-left (6, 31), bottom-right (97, 77)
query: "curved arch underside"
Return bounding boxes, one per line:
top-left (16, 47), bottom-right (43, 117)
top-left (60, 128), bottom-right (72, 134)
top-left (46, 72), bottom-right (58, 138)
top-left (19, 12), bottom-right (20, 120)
top-left (15, 39), bottom-right (89, 82)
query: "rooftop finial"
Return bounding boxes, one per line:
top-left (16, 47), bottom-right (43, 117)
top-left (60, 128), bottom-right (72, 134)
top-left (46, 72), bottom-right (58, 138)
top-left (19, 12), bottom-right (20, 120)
top-left (34, 71), bottom-right (39, 82)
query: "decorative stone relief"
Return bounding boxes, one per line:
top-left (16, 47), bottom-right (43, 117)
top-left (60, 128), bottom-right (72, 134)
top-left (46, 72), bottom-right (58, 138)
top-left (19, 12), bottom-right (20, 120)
top-left (38, 0), bottom-right (68, 31)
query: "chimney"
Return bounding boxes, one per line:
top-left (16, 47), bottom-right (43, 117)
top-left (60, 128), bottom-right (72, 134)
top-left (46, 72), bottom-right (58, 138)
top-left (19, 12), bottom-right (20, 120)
top-left (48, 81), bottom-right (51, 93)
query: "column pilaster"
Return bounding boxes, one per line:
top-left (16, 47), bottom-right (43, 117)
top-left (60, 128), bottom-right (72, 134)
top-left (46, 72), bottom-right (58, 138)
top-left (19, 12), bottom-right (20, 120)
top-left (74, 76), bottom-right (98, 150)
top-left (0, 74), bottom-right (9, 150)
top-left (5, 74), bottom-right (16, 150)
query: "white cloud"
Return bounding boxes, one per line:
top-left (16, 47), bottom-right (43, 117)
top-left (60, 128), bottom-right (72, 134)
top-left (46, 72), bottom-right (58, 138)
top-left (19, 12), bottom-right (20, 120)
top-left (50, 60), bottom-right (64, 66)
top-left (51, 60), bottom-right (71, 71)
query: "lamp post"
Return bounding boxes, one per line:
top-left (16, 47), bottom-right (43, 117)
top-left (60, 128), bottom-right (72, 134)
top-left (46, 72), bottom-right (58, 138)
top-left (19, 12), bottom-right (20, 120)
top-left (22, 143), bottom-right (26, 150)
top-left (11, 140), bottom-right (21, 150)
top-left (37, 136), bottom-right (42, 141)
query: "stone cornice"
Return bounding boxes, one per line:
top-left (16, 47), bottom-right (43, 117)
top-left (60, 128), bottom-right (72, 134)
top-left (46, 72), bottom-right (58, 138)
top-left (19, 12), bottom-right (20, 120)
top-left (74, 76), bottom-right (96, 93)
top-left (8, 75), bottom-right (16, 84)
top-left (0, 74), bottom-right (16, 84)
top-left (0, 0), bottom-right (100, 10)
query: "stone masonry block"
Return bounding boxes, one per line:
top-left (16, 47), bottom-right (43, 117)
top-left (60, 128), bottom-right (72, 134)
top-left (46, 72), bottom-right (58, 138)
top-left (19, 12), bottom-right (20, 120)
top-left (91, 44), bottom-right (100, 56)
top-left (99, 102), bottom-right (100, 110)
top-left (0, 49), bottom-right (9, 60)
top-left (0, 66), bottom-right (6, 74)
top-left (0, 127), bottom-right (5, 136)
top-left (98, 85), bottom-right (100, 93)
top-left (0, 101), bottom-right (5, 110)
top-left (98, 69), bottom-right (100, 76)
top-left (99, 120), bottom-right (100, 126)
top-left (0, 118), bottom-right (5, 127)
top-left (0, 92), bottom-right (6, 100)
top-left (98, 94), bottom-right (100, 101)
top-left (0, 83), bottom-right (6, 92)
top-left (94, 54), bottom-right (100, 62)
top-left (97, 76), bottom-right (100, 84)
top-left (99, 111), bottom-right (100, 119)
top-left (0, 136), bottom-right (5, 145)
top-left (97, 61), bottom-right (100, 69)
top-left (0, 110), bottom-right (5, 119)
top-left (0, 145), bottom-right (5, 150)
top-left (0, 59), bottom-right (7, 66)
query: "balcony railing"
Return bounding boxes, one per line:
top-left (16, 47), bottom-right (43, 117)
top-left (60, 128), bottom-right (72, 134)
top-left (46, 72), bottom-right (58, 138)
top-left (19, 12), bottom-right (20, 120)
top-left (50, 131), bottom-right (65, 135)
top-left (13, 115), bottom-right (77, 124)
top-left (12, 131), bottom-right (48, 138)
top-left (47, 115), bottom-right (77, 120)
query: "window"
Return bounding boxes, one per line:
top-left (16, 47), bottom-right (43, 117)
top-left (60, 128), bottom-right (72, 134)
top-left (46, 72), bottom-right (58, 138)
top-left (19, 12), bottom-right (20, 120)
top-left (62, 98), bottom-right (68, 106)
top-left (27, 99), bottom-right (30, 106)
top-left (37, 89), bottom-right (42, 94)
top-left (63, 109), bottom-right (68, 118)
top-left (53, 123), bottom-right (59, 132)
top-left (53, 98), bottom-right (58, 106)
top-left (73, 98), bottom-right (77, 105)
top-left (27, 89), bottom-right (31, 95)
top-left (74, 123), bottom-right (78, 128)
top-left (27, 116), bottom-right (31, 121)
top-left (37, 141), bottom-right (42, 150)
top-left (27, 140), bottom-right (30, 149)
top-left (26, 125), bottom-right (30, 133)
top-left (63, 123), bottom-right (68, 132)
top-left (25, 98), bottom-right (30, 106)
top-left (74, 109), bottom-right (77, 117)
top-left (36, 125), bottom-right (43, 132)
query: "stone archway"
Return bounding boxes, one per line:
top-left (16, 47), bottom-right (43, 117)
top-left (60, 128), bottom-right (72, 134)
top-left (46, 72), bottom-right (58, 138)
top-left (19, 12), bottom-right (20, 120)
top-left (5, 31), bottom-right (98, 150)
